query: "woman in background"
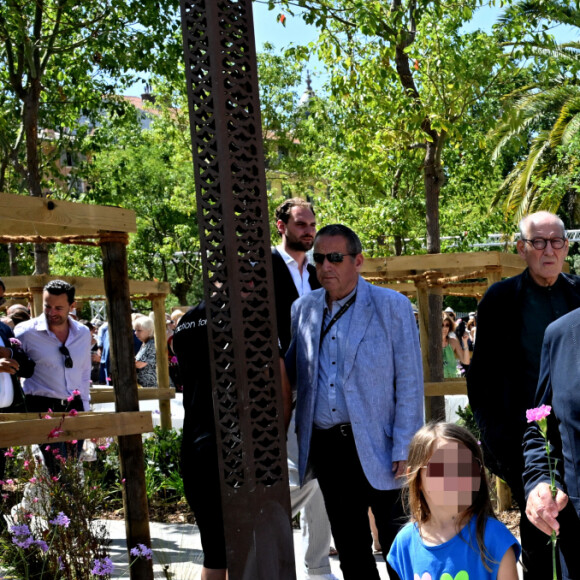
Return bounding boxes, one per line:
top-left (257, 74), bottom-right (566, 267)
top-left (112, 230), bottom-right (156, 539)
top-left (133, 316), bottom-right (157, 388)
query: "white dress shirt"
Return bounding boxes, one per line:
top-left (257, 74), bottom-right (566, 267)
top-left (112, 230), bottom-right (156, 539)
top-left (15, 315), bottom-right (92, 410)
top-left (276, 244), bottom-right (312, 297)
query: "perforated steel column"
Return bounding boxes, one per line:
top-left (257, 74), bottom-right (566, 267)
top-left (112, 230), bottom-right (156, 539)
top-left (179, 1), bottom-right (296, 578)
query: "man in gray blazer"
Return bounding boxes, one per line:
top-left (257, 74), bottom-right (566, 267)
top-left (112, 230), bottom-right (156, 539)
top-left (286, 224), bottom-right (424, 580)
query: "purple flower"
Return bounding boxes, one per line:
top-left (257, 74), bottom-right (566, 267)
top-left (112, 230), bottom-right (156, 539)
top-left (35, 539), bottom-right (49, 553)
top-left (130, 543), bottom-right (153, 560)
top-left (11, 524), bottom-right (31, 536)
top-left (9, 337), bottom-right (22, 348)
top-left (13, 535), bottom-right (34, 549)
top-left (526, 405), bottom-right (552, 423)
top-left (11, 524), bottom-right (34, 549)
top-left (49, 512), bottom-right (70, 528)
top-left (91, 557), bottom-right (115, 576)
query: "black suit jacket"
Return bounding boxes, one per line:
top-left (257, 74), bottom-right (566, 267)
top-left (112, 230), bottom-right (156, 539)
top-left (271, 248), bottom-right (321, 355)
top-left (0, 321), bottom-right (35, 412)
top-left (467, 269), bottom-right (580, 494)
top-left (523, 307), bottom-right (580, 515)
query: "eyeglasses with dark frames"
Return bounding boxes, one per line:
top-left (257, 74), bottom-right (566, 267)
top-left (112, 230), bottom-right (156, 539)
top-left (521, 237), bottom-right (567, 250)
top-left (59, 345), bottom-right (73, 368)
top-left (312, 252), bottom-right (357, 264)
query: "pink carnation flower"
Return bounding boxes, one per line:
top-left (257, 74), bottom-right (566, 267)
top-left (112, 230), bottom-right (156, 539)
top-left (526, 405), bottom-right (552, 423)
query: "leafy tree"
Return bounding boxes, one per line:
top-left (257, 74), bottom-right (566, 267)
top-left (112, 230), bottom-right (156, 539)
top-left (64, 84), bottom-right (203, 305)
top-left (0, 0), bottom-right (182, 272)
top-left (260, 0), bottom-right (520, 420)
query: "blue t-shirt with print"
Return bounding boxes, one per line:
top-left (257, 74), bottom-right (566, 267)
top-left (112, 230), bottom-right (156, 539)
top-left (387, 515), bottom-right (521, 580)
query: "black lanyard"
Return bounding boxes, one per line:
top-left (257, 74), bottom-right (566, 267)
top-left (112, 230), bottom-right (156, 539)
top-left (320, 293), bottom-right (357, 346)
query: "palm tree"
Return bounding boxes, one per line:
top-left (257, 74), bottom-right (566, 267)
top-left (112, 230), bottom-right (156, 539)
top-left (491, 0), bottom-right (580, 222)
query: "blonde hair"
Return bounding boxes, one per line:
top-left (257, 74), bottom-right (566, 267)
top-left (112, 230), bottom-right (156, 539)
top-left (405, 423), bottom-right (496, 571)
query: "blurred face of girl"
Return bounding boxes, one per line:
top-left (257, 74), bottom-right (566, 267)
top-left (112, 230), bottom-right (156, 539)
top-left (420, 438), bottom-right (481, 513)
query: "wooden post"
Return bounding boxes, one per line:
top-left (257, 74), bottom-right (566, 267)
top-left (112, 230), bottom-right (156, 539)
top-left (416, 281), bottom-right (431, 420)
top-left (427, 284), bottom-right (445, 421)
top-left (30, 287), bottom-right (43, 317)
top-left (101, 236), bottom-right (153, 580)
top-left (151, 295), bottom-right (171, 430)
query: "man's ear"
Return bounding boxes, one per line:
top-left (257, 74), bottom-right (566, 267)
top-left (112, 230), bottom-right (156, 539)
top-left (516, 240), bottom-right (526, 259)
top-left (276, 219), bottom-right (286, 237)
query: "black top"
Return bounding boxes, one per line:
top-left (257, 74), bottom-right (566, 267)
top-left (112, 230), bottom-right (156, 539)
top-left (520, 272), bottom-right (572, 398)
top-left (172, 302), bottom-right (213, 444)
top-left (467, 269), bottom-right (580, 488)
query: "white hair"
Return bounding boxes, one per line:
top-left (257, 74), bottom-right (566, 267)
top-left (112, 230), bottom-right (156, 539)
top-left (133, 315), bottom-right (154, 337)
top-left (519, 211), bottom-right (566, 239)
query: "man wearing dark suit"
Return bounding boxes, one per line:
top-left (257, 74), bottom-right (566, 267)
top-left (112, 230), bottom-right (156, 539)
top-left (467, 211), bottom-right (580, 579)
top-left (523, 308), bottom-right (580, 579)
top-left (272, 198), bottom-right (320, 354)
top-left (272, 198), bottom-right (338, 580)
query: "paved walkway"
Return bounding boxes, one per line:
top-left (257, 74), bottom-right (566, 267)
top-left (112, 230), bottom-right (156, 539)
top-left (103, 519), bottom-right (389, 579)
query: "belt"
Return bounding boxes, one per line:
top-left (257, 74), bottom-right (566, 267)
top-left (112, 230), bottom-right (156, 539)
top-left (314, 423), bottom-right (352, 437)
top-left (25, 394), bottom-right (83, 412)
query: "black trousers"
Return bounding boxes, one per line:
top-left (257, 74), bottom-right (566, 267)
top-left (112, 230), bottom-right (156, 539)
top-left (181, 435), bottom-right (227, 569)
top-left (310, 424), bottom-right (406, 580)
top-left (25, 394), bottom-right (85, 476)
top-left (506, 470), bottom-right (580, 580)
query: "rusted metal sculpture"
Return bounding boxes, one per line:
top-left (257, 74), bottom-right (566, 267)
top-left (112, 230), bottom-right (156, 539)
top-left (179, 1), bottom-right (296, 578)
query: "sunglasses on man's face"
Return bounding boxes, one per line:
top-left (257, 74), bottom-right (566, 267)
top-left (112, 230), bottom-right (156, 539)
top-left (59, 345), bottom-right (73, 368)
top-left (312, 252), bottom-right (357, 264)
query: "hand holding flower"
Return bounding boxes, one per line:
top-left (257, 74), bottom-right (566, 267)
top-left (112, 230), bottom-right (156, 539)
top-left (526, 481), bottom-right (568, 537)
top-left (527, 404), bottom-right (560, 579)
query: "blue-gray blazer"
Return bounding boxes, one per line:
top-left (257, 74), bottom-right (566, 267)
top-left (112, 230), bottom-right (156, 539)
top-left (286, 276), bottom-right (424, 489)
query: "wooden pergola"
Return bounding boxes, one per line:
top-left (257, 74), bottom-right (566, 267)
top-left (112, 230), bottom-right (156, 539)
top-left (361, 250), bottom-right (525, 399)
top-left (0, 192), bottom-right (156, 579)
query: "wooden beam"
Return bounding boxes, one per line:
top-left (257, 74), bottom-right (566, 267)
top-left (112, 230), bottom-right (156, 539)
top-left (151, 295), bottom-right (172, 430)
top-left (424, 379), bottom-right (467, 397)
top-left (0, 193), bottom-right (137, 235)
top-left (366, 280), bottom-right (489, 297)
top-left (361, 252), bottom-right (526, 278)
top-left (4, 275), bottom-right (170, 297)
top-left (90, 387), bottom-right (176, 404)
top-left (0, 411), bottom-right (153, 447)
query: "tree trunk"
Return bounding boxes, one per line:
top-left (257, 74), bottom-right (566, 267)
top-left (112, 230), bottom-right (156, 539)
top-left (394, 235), bottom-right (403, 256)
top-left (23, 79), bottom-right (50, 274)
top-left (8, 244), bottom-right (19, 276)
top-left (424, 135), bottom-right (446, 421)
top-left (171, 278), bottom-right (192, 305)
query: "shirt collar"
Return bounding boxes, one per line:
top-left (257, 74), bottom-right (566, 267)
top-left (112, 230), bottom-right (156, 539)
top-left (276, 244), bottom-right (309, 269)
top-left (325, 282), bottom-right (358, 312)
top-left (34, 314), bottom-right (74, 336)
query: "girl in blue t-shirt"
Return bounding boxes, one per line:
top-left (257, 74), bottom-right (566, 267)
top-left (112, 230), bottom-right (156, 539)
top-left (388, 422), bottom-right (521, 580)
